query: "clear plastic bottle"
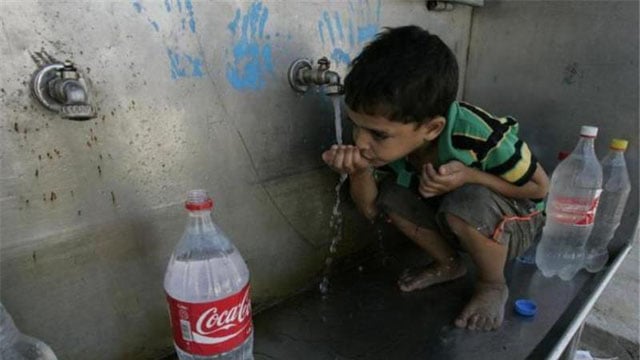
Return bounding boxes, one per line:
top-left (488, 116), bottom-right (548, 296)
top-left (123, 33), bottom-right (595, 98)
top-left (584, 139), bottom-right (631, 273)
top-left (164, 190), bottom-right (253, 360)
top-left (535, 126), bottom-right (603, 280)
top-left (0, 303), bottom-right (58, 360)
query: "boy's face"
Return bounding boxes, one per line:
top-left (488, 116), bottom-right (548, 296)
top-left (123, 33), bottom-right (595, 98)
top-left (347, 107), bottom-right (444, 167)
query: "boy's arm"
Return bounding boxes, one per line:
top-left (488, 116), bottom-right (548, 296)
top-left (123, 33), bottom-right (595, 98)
top-left (467, 163), bottom-right (549, 199)
top-left (349, 169), bottom-right (379, 221)
top-left (419, 161), bottom-right (549, 200)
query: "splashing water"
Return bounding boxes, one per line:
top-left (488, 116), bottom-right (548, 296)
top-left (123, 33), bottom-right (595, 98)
top-left (331, 95), bottom-right (343, 145)
top-left (320, 174), bottom-right (347, 297)
top-left (320, 95), bottom-right (346, 297)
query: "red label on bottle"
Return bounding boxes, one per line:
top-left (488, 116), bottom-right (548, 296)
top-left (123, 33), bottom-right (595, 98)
top-left (166, 283), bottom-right (252, 356)
top-left (550, 191), bottom-right (602, 226)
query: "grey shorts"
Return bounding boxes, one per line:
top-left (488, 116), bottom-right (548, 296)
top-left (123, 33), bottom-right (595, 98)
top-left (376, 178), bottom-right (545, 260)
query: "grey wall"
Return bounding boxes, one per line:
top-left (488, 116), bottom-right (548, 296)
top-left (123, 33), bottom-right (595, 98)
top-left (464, 0), bottom-right (639, 249)
top-left (0, 1), bottom-right (472, 359)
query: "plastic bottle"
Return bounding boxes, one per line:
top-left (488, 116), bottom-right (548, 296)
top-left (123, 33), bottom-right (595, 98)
top-left (584, 139), bottom-right (631, 273)
top-left (0, 303), bottom-right (58, 360)
top-left (164, 190), bottom-right (253, 360)
top-left (535, 126), bottom-right (603, 280)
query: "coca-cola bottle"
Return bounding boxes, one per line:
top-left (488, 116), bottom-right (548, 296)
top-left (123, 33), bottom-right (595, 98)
top-left (164, 190), bottom-right (253, 359)
top-left (535, 126), bottom-right (603, 280)
top-left (0, 302), bottom-right (58, 360)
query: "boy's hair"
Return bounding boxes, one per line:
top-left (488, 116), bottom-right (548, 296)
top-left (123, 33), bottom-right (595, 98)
top-left (344, 25), bottom-right (459, 124)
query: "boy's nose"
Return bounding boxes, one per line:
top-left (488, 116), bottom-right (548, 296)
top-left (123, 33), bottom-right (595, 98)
top-left (353, 131), bottom-right (369, 150)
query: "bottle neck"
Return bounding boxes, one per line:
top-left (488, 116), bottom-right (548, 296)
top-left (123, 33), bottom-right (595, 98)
top-left (604, 149), bottom-right (628, 167)
top-left (186, 210), bottom-right (216, 233)
top-left (574, 136), bottom-right (597, 157)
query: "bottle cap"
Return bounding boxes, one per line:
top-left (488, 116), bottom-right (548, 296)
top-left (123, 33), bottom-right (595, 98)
top-left (580, 126), bottom-right (598, 138)
top-left (514, 299), bottom-right (537, 317)
top-left (185, 189), bottom-right (214, 211)
top-left (610, 139), bottom-right (628, 151)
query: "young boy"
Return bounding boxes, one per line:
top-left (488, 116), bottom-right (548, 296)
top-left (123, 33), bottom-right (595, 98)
top-left (322, 26), bottom-right (549, 331)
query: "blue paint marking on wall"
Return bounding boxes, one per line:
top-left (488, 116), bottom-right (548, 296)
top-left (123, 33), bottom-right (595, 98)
top-left (185, 0), bottom-right (196, 33)
top-left (132, 0), bottom-right (142, 13)
top-left (226, 1), bottom-right (274, 91)
top-left (317, 0), bottom-right (382, 67)
top-left (131, 0), bottom-right (204, 80)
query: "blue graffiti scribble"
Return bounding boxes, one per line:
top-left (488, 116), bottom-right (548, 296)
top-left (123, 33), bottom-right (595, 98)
top-left (167, 49), bottom-right (203, 79)
top-left (317, 0), bottom-right (381, 67)
top-left (185, 0), bottom-right (196, 33)
top-left (132, 0), bottom-right (142, 13)
top-left (226, 1), bottom-right (273, 91)
top-left (131, 0), bottom-right (203, 80)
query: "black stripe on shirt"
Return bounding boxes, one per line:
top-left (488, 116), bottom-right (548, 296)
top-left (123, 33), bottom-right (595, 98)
top-left (513, 153), bottom-right (538, 186)
top-left (459, 103), bottom-right (516, 160)
top-left (486, 140), bottom-right (525, 176)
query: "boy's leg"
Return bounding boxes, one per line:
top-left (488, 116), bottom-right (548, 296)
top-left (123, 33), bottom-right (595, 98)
top-left (446, 214), bottom-right (508, 331)
top-left (388, 212), bottom-right (467, 291)
top-left (438, 184), bottom-right (544, 331)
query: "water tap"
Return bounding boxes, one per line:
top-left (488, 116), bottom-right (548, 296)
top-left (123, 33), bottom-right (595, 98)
top-left (288, 57), bottom-right (344, 96)
top-left (31, 60), bottom-right (96, 120)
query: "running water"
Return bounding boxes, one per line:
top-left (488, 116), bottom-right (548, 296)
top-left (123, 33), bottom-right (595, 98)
top-left (320, 95), bottom-right (346, 297)
top-left (331, 95), bottom-right (343, 145)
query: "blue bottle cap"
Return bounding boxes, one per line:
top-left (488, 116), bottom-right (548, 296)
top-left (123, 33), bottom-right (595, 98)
top-left (514, 299), bottom-right (537, 317)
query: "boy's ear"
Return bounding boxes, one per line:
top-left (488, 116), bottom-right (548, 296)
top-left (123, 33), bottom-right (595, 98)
top-left (421, 116), bottom-right (446, 141)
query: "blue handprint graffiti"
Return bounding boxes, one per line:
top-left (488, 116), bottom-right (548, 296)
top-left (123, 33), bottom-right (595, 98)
top-left (226, 1), bottom-right (274, 91)
top-left (317, 0), bottom-right (382, 67)
top-left (131, 0), bottom-right (203, 80)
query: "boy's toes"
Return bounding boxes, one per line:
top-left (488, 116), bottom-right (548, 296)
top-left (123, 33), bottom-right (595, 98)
top-left (454, 310), bottom-right (472, 328)
top-left (473, 315), bottom-right (487, 331)
top-left (467, 314), bottom-right (482, 330)
top-left (492, 316), bottom-right (503, 329)
top-left (478, 317), bottom-right (493, 331)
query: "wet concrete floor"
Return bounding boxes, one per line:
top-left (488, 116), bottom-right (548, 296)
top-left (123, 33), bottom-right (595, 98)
top-left (252, 242), bottom-right (592, 360)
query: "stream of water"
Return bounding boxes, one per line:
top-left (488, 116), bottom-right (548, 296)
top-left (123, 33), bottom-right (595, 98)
top-left (319, 96), bottom-right (346, 297)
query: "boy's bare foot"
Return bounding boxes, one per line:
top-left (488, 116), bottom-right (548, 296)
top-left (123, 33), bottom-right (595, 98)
top-left (454, 282), bottom-right (508, 331)
top-left (398, 259), bottom-right (467, 292)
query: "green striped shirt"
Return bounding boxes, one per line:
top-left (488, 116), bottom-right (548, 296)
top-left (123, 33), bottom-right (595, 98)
top-left (381, 101), bottom-right (542, 209)
top-left (437, 101), bottom-right (538, 186)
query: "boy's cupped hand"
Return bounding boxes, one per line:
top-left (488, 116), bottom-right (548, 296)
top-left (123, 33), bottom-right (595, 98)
top-left (322, 145), bottom-right (371, 175)
top-left (419, 161), bottom-right (471, 198)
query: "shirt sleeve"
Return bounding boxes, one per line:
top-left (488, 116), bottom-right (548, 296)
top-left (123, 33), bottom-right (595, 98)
top-left (483, 136), bottom-right (538, 186)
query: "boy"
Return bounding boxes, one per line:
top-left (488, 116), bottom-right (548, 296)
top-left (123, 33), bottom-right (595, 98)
top-left (322, 26), bottom-right (548, 331)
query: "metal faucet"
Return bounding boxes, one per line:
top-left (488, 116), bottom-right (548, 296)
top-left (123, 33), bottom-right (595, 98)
top-left (31, 60), bottom-right (96, 120)
top-left (288, 57), bottom-right (344, 95)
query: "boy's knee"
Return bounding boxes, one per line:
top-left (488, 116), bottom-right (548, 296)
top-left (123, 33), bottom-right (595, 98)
top-left (439, 184), bottom-right (498, 238)
top-left (445, 213), bottom-right (471, 237)
top-left (443, 184), bottom-right (495, 208)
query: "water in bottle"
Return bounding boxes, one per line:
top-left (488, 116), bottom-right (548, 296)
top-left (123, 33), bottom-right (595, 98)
top-left (164, 190), bottom-right (253, 360)
top-left (535, 126), bottom-right (603, 280)
top-left (584, 139), bottom-right (631, 272)
top-left (0, 302), bottom-right (58, 360)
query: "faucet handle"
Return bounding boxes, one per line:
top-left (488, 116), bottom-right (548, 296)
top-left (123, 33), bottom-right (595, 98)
top-left (317, 57), bottom-right (331, 71)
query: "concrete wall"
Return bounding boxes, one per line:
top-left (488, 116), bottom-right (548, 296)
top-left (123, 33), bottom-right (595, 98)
top-left (0, 1), bottom-right (472, 359)
top-left (464, 0), bottom-right (639, 249)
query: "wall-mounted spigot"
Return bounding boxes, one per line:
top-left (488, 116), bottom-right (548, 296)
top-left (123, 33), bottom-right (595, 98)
top-left (31, 60), bottom-right (96, 120)
top-left (288, 57), bottom-right (344, 96)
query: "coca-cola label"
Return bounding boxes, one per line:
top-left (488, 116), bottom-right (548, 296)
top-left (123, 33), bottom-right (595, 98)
top-left (550, 190), bottom-right (602, 226)
top-left (166, 283), bottom-right (252, 356)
